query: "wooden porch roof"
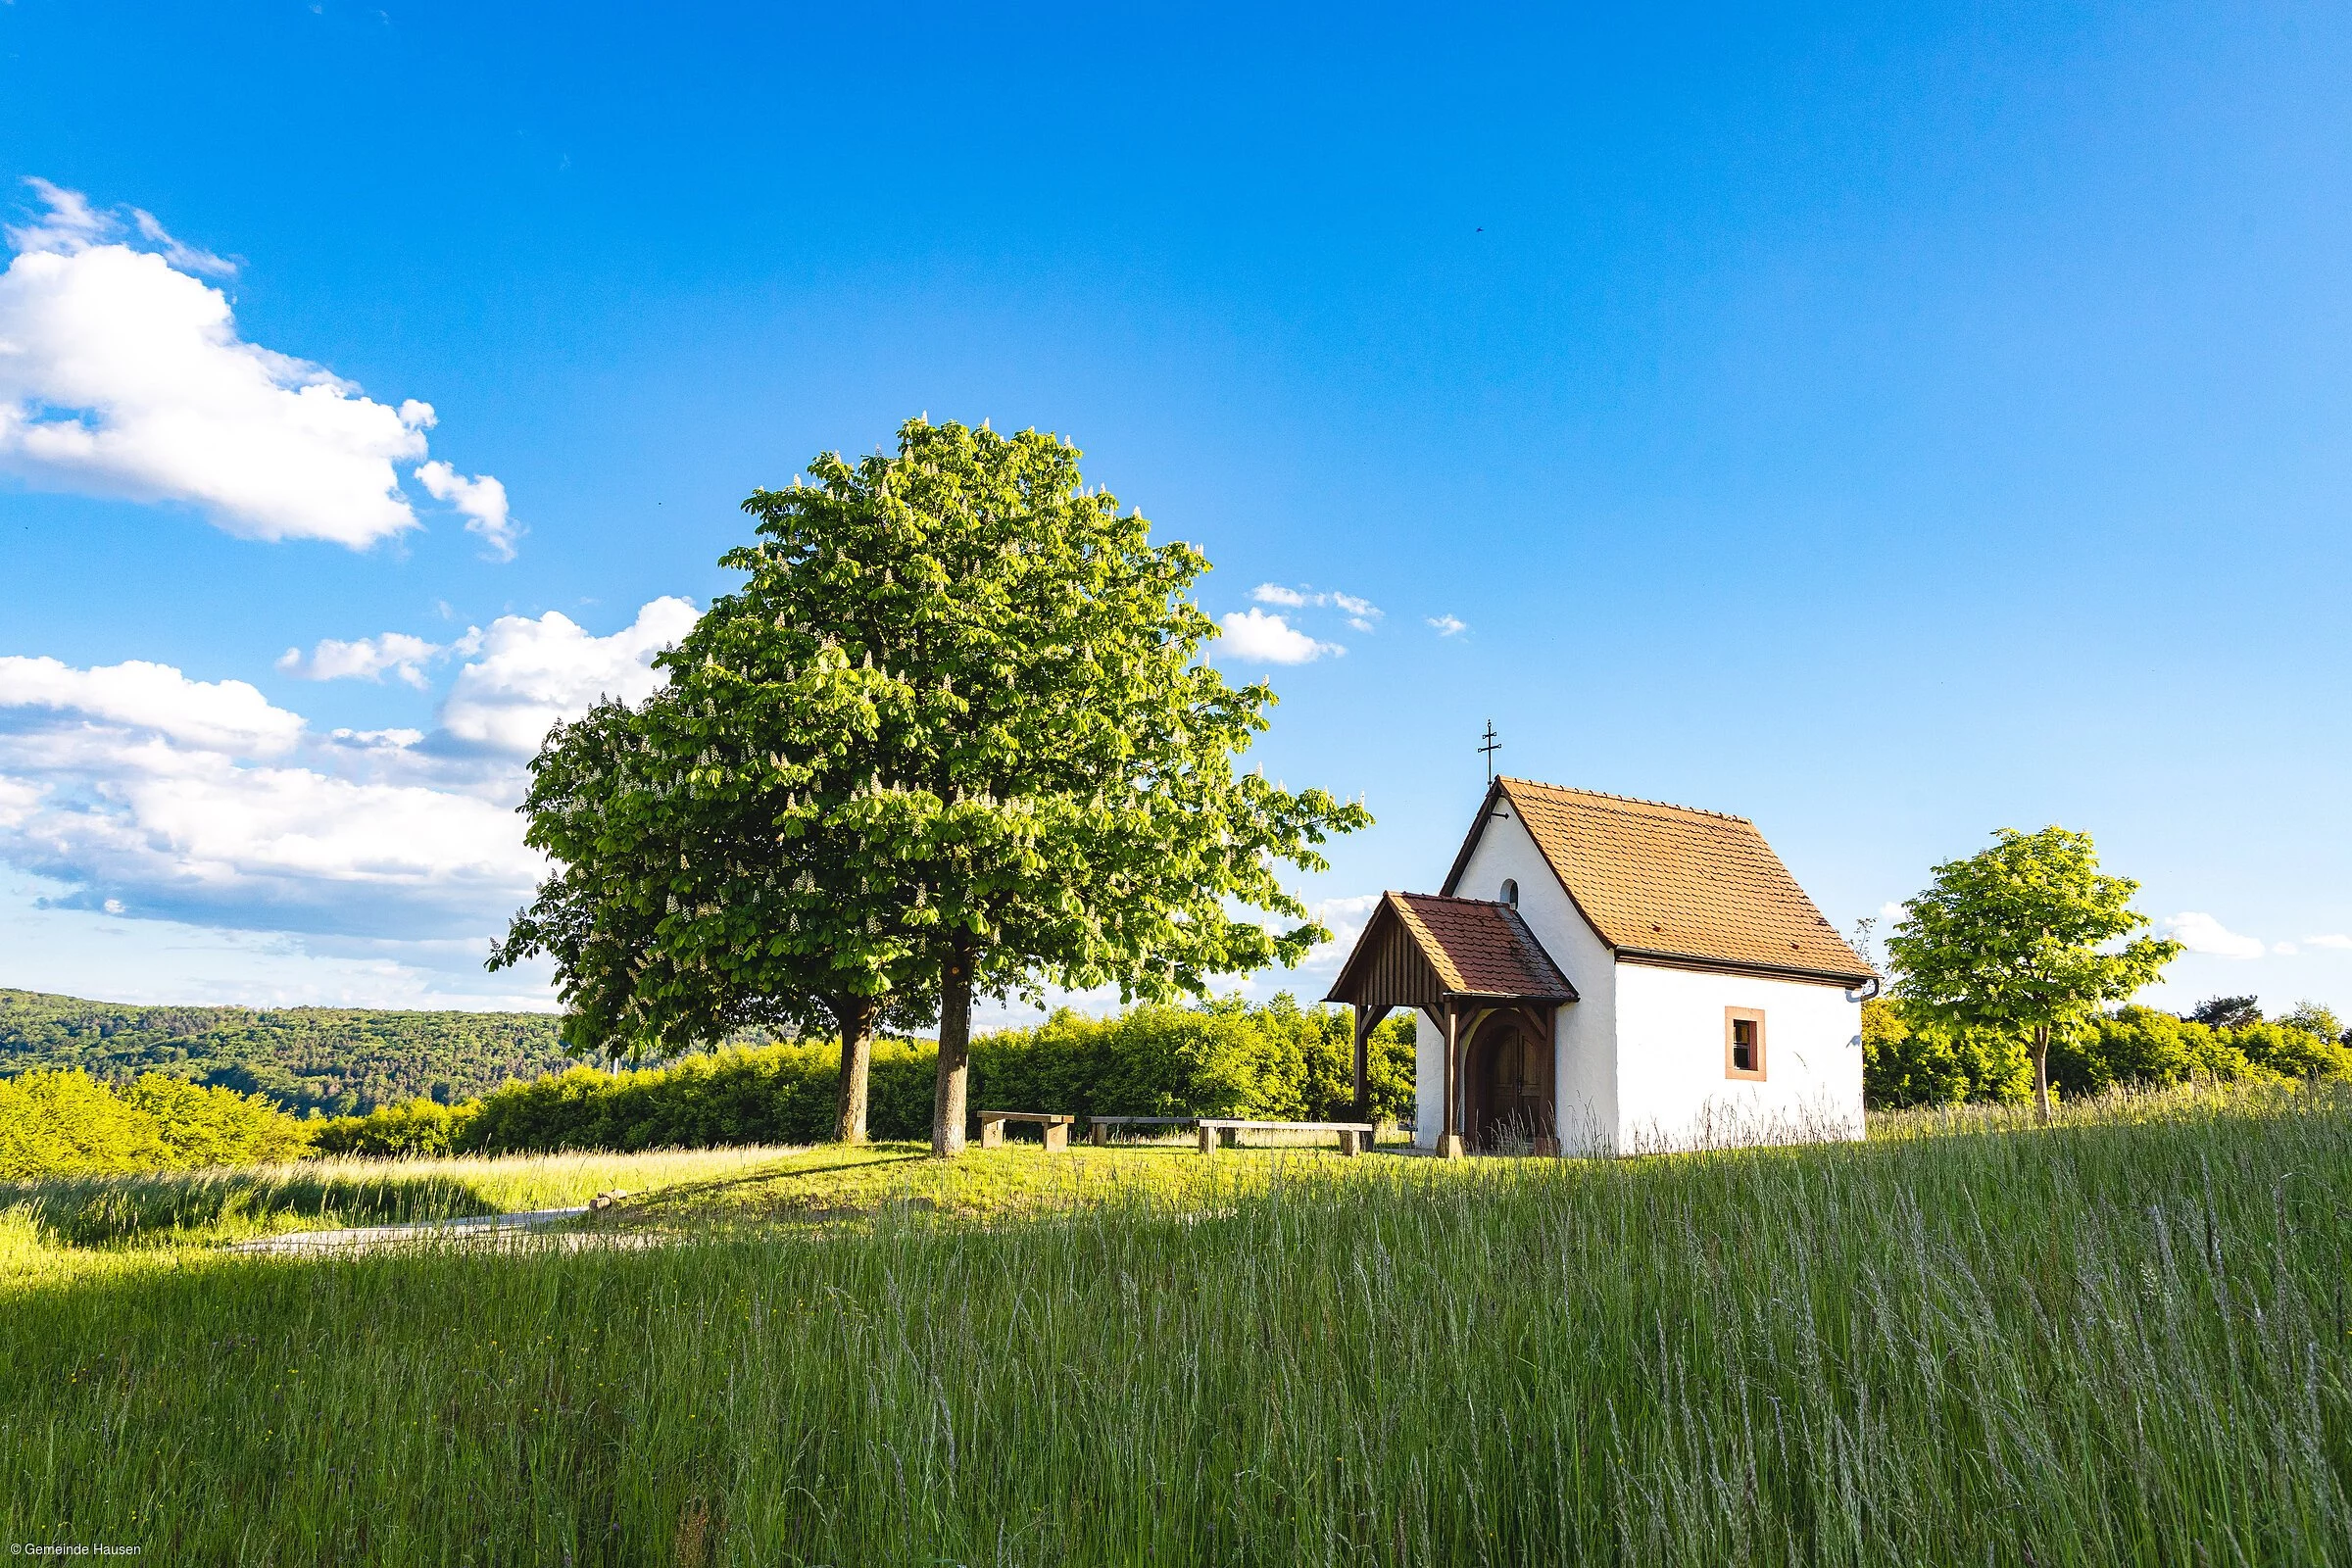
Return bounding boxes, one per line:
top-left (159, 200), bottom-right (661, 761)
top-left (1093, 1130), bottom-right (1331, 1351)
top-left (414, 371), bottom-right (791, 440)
top-left (1323, 892), bottom-right (1579, 1013)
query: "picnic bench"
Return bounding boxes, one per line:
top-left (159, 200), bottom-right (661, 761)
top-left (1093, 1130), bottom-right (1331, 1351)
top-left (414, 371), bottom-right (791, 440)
top-left (1194, 1119), bottom-right (1378, 1156)
top-left (977, 1111), bottom-right (1075, 1151)
top-left (1085, 1115), bottom-right (1199, 1147)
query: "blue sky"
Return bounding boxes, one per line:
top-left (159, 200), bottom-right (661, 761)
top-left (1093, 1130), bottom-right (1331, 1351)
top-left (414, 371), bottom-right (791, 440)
top-left (2, 1), bottom-right (2347, 1020)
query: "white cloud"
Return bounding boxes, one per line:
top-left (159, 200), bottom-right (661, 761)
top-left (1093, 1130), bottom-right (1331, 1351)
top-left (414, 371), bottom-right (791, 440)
top-left (0, 775), bottom-right (42, 829)
top-left (2, 180), bottom-right (235, 278)
top-left (0, 874), bottom-right (560, 1008)
top-left (1427, 613), bottom-right (1467, 637)
top-left (0, 656), bottom-right (306, 755)
top-left (1250, 583), bottom-right (1383, 632)
top-left (2163, 911), bottom-right (2267, 960)
top-left (0, 245), bottom-right (422, 544)
top-left (1216, 609), bottom-right (1344, 664)
top-left (328, 727), bottom-right (426, 752)
top-left (416, 461), bottom-right (519, 561)
top-left (0, 598), bottom-right (694, 943)
top-left (2305, 933), bottom-right (2352, 951)
top-left (1295, 892), bottom-right (1381, 972)
top-left (2, 177), bottom-right (110, 254)
top-left (0, 756), bottom-right (541, 935)
top-left (0, 178), bottom-right (507, 552)
top-left (277, 633), bottom-right (443, 689)
top-left (439, 597), bottom-right (698, 756)
top-left (2273, 942), bottom-right (2301, 956)
top-left (1331, 592), bottom-right (1382, 632)
top-left (0, 665), bottom-right (534, 935)
top-left (128, 207), bottom-right (236, 277)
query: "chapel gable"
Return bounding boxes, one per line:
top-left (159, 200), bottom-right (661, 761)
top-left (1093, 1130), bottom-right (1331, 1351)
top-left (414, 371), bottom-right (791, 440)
top-left (1444, 777), bottom-right (1872, 985)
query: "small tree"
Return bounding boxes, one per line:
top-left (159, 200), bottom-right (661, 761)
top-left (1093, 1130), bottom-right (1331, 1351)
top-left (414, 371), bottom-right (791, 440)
top-left (1886, 826), bottom-right (2179, 1124)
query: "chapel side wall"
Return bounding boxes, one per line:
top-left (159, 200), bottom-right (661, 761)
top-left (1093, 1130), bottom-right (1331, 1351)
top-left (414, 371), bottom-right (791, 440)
top-left (1446, 805), bottom-right (1618, 1155)
top-left (1611, 963), bottom-right (1863, 1152)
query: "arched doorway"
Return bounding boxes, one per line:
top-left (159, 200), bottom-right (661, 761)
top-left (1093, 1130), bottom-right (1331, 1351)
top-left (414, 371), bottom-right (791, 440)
top-left (1466, 1011), bottom-right (1555, 1152)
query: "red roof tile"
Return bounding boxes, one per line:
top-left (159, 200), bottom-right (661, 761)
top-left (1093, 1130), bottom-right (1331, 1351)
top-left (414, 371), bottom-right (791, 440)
top-left (1389, 893), bottom-right (1575, 997)
top-left (1447, 778), bottom-right (1874, 986)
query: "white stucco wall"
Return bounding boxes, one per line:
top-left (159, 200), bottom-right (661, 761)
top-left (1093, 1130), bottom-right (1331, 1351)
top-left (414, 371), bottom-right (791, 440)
top-left (1611, 962), bottom-right (1864, 1152)
top-left (1414, 1008), bottom-right (1443, 1148)
top-left (1420, 801), bottom-right (1619, 1153)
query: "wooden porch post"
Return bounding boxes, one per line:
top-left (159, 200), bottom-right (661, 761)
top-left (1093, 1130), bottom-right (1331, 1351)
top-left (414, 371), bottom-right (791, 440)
top-left (1352, 1004), bottom-right (1372, 1124)
top-left (1440, 1000), bottom-right (1464, 1160)
top-left (1540, 1004), bottom-right (1563, 1157)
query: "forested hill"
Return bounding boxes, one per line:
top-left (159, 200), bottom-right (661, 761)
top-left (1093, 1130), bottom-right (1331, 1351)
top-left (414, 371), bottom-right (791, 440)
top-left (0, 989), bottom-right (574, 1116)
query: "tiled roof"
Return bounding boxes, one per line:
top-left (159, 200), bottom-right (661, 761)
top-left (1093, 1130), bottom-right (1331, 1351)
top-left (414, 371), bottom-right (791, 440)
top-left (1454, 778), bottom-right (1874, 985)
top-left (1388, 892), bottom-right (1577, 999)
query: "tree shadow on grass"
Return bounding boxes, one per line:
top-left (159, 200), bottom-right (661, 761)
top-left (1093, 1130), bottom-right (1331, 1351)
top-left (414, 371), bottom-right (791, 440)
top-left (595, 1142), bottom-right (1233, 1231)
top-left (597, 1150), bottom-right (934, 1225)
top-left (2, 1168), bottom-right (504, 1249)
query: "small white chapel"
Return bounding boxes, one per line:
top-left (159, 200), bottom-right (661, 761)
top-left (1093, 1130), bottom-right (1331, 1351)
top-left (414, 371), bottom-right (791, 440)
top-left (1326, 777), bottom-right (1877, 1157)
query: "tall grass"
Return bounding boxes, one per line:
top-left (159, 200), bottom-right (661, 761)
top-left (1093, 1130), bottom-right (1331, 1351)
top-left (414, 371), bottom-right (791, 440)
top-left (3, 1090), bottom-right (2347, 1563)
top-left (0, 1145), bottom-right (807, 1250)
top-left (1866, 1075), bottom-right (2324, 1140)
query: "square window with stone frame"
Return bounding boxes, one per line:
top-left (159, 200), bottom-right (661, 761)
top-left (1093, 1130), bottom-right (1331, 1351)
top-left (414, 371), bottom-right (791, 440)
top-left (1725, 1007), bottom-right (1766, 1080)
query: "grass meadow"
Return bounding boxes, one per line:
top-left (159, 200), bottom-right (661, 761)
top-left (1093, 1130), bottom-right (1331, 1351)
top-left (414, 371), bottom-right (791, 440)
top-left (2, 1087), bottom-right (2347, 1564)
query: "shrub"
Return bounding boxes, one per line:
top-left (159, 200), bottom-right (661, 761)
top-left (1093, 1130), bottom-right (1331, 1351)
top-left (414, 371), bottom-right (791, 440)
top-left (1861, 997), bottom-right (2033, 1108)
top-left (309, 1096), bottom-right (482, 1157)
top-left (1873, 999), bottom-right (2352, 1109)
top-left (0, 1068), bottom-right (313, 1179)
top-left (460, 1043), bottom-right (853, 1154)
top-left (2228, 1019), bottom-right (2352, 1081)
top-left (120, 1075), bottom-right (314, 1167)
top-left (2048, 1006), bottom-right (2255, 1098)
top-left (0, 1069), bottom-right (167, 1179)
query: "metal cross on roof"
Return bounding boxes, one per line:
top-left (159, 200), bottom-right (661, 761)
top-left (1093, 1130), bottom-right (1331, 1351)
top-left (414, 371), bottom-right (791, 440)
top-left (1479, 720), bottom-right (1500, 782)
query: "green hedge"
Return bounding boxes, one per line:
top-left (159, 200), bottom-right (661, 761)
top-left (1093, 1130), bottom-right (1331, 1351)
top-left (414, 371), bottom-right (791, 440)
top-left (306, 1096), bottom-right (482, 1158)
top-left (0, 1068), bottom-right (315, 1180)
top-left (1864, 998), bottom-right (2352, 1109)
top-left (314, 996), bottom-right (1418, 1156)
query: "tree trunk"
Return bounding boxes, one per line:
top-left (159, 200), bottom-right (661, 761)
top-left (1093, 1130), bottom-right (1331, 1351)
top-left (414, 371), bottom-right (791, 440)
top-left (2031, 1022), bottom-right (2052, 1126)
top-left (831, 996), bottom-right (876, 1145)
top-left (931, 942), bottom-right (974, 1156)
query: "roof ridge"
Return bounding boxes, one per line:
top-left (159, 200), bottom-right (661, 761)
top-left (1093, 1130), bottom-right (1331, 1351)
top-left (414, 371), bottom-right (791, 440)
top-left (1496, 776), bottom-right (1753, 824)
top-left (1392, 890), bottom-right (1510, 908)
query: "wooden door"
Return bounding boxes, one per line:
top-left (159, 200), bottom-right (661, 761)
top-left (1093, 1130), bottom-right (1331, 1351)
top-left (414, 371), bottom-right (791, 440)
top-left (1469, 1014), bottom-right (1555, 1152)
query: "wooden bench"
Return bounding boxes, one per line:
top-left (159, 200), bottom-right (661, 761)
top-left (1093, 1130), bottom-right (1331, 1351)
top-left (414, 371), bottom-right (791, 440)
top-left (1194, 1119), bottom-right (1378, 1156)
top-left (1084, 1115), bottom-right (1199, 1147)
top-left (976, 1111), bottom-right (1075, 1151)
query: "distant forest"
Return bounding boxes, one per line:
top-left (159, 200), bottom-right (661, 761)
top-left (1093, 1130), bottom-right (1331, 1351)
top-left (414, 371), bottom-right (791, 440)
top-left (0, 989), bottom-right (583, 1115)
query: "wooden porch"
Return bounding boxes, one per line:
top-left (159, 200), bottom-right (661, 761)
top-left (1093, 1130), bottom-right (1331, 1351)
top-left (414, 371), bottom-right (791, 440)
top-left (1324, 891), bottom-right (1578, 1158)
